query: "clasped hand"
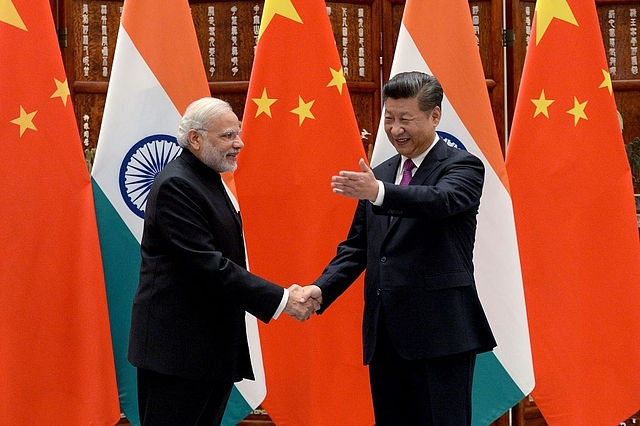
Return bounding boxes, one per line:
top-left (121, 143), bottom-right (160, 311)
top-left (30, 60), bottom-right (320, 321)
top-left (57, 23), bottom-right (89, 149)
top-left (283, 284), bottom-right (323, 322)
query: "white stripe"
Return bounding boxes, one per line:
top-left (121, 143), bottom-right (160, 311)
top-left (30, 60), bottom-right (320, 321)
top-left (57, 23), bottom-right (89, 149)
top-left (237, 314), bottom-right (267, 407)
top-left (222, 181), bottom-right (267, 408)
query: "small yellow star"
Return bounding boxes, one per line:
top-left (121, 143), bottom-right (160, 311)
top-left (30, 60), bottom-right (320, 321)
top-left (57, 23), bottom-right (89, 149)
top-left (51, 78), bottom-right (71, 106)
top-left (599, 69), bottom-right (613, 96)
top-left (10, 106), bottom-right (37, 136)
top-left (327, 67), bottom-right (347, 95)
top-left (258, 0), bottom-right (302, 40)
top-left (0, 0), bottom-right (27, 31)
top-left (252, 88), bottom-right (277, 118)
top-left (531, 89), bottom-right (555, 118)
top-left (567, 97), bottom-right (588, 126)
top-left (290, 96), bottom-right (315, 126)
top-left (535, 0), bottom-right (578, 45)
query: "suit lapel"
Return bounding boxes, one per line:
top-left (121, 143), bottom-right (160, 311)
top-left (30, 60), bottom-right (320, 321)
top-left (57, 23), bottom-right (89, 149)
top-left (410, 138), bottom-right (447, 185)
top-left (375, 155), bottom-right (401, 183)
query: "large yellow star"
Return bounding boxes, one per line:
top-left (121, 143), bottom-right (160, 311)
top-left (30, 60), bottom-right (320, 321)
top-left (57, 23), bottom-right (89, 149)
top-left (567, 97), bottom-right (588, 126)
top-left (327, 67), bottom-right (347, 95)
top-left (258, 0), bottom-right (302, 40)
top-left (290, 96), bottom-right (315, 126)
top-left (535, 0), bottom-right (578, 45)
top-left (599, 69), bottom-right (613, 95)
top-left (0, 0), bottom-right (27, 30)
top-left (531, 89), bottom-right (555, 118)
top-left (252, 88), bottom-right (277, 118)
top-left (10, 106), bottom-right (37, 136)
top-left (51, 78), bottom-right (71, 106)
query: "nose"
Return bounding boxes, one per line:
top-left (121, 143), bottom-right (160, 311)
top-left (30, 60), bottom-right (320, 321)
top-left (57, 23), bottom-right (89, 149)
top-left (234, 136), bottom-right (245, 149)
top-left (388, 123), bottom-right (405, 137)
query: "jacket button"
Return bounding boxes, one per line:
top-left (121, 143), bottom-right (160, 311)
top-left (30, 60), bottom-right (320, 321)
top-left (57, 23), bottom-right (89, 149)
top-left (380, 256), bottom-right (387, 263)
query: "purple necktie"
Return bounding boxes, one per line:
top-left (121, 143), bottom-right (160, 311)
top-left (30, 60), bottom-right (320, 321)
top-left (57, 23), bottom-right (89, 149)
top-left (400, 159), bottom-right (416, 186)
top-left (390, 159), bottom-right (415, 224)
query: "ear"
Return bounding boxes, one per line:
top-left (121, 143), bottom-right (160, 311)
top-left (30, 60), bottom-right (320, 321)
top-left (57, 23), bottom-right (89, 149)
top-left (431, 106), bottom-right (442, 125)
top-left (187, 129), bottom-right (202, 151)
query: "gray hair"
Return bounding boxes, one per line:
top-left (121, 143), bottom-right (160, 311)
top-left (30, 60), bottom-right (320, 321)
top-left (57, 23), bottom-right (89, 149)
top-left (382, 71), bottom-right (443, 113)
top-left (176, 97), bottom-right (233, 148)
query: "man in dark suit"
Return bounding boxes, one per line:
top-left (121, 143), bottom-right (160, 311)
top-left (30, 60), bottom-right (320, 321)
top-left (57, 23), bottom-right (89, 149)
top-left (303, 72), bottom-right (496, 425)
top-left (128, 97), bottom-right (318, 426)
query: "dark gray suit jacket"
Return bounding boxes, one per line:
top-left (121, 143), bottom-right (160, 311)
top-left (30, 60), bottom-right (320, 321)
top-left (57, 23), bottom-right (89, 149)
top-left (314, 139), bottom-right (496, 364)
top-left (128, 149), bottom-right (284, 382)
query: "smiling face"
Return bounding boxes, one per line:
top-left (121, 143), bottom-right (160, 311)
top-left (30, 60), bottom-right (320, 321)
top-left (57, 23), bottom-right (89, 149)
top-left (383, 96), bottom-right (441, 159)
top-left (189, 109), bottom-right (244, 173)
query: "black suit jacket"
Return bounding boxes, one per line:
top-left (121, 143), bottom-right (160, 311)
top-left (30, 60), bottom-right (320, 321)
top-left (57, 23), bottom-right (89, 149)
top-left (128, 149), bottom-right (284, 382)
top-left (314, 139), bottom-right (496, 364)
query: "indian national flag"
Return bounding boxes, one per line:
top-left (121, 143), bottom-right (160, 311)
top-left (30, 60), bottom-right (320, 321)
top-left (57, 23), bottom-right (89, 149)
top-left (371, 0), bottom-right (535, 424)
top-left (91, 0), bottom-right (266, 424)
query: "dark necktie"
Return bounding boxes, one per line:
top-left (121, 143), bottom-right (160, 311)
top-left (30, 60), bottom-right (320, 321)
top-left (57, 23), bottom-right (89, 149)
top-left (390, 159), bottom-right (415, 224)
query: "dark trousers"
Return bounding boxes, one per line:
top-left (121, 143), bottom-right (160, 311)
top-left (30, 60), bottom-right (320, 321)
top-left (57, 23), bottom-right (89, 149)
top-left (369, 324), bottom-right (476, 426)
top-left (137, 368), bottom-right (233, 426)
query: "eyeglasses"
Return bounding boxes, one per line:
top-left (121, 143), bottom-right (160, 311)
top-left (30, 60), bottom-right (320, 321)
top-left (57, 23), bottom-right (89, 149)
top-left (194, 128), bottom-right (242, 141)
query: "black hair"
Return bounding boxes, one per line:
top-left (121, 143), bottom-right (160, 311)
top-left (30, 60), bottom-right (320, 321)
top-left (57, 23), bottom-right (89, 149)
top-left (382, 71), bottom-right (443, 112)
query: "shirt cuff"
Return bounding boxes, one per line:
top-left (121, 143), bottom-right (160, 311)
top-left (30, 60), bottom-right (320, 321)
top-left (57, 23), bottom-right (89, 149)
top-left (372, 180), bottom-right (385, 206)
top-left (273, 288), bottom-right (289, 319)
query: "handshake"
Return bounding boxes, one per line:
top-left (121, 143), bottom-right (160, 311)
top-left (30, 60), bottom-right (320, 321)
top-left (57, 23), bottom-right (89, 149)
top-left (283, 284), bottom-right (323, 322)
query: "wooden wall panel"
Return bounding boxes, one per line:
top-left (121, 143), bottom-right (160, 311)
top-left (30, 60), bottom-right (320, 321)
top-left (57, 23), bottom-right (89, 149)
top-left (67, 0), bottom-right (122, 159)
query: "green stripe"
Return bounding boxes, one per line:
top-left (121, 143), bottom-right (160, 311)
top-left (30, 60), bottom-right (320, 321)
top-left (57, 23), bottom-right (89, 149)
top-left (222, 386), bottom-right (253, 426)
top-left (92, 179), bottom-right (142, 426)
top-left (472, 352), bottom-right (526, 425)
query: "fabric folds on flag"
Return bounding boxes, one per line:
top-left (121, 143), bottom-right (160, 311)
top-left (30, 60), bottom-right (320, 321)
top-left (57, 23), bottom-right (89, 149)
top-left (0, 1), bottom-right (120, 424)
top-left (505, 0), bottom-right (640, 424)
top-left (371, 1), bottom-right (535, 424)
top-left (92, 1), bottom-right (265, 424)
top-left (234, 0), bottom-right (374, 424)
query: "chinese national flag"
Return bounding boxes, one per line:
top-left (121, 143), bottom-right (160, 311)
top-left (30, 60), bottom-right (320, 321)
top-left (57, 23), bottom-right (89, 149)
top-left (233, 0), bottom-right (374, 424)
top-left (0, 1), bottom-right (120, 424)
top-left (505, 0), bottom-right (640, 424)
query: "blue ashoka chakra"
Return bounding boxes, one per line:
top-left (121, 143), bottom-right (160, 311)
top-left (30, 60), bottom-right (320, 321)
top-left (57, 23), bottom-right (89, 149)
top-left (119, 134), bottom-right (182, 219)
top-left (437, 130), bottom-right (467, 151)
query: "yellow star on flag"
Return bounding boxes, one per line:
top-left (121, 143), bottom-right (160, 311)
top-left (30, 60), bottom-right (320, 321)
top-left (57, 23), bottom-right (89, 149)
top-left (258, 0), bottom-right (302, 40)
top-left (252, 88), bottom-right (278, 118)
top-left (567, 96), bottom-right (588, 126)
top-left (535, 0), bottom-right (578, 45)
top-left (10, 106), bottom-right (37, 136)
top-left (531, 89), bottom-right (555, 118)
top-left (0, 0), bottom-right (27, 31)
top-left (599, 69), bottom-right (613, 96)
top-left (327, 67), bottom-right (347, 95)
top-left (51, 78), bottom-right (71, 106)
top-left (290, 96), bottom-right (315, 126)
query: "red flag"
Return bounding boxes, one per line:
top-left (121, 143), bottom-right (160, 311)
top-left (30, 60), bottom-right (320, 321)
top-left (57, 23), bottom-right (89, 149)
top-left (0, 1), bottom-right (120, 424)
top-left (234, 0), bottom-right (374, 424)
top-left (505, 0), bottom-right (640, 424)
